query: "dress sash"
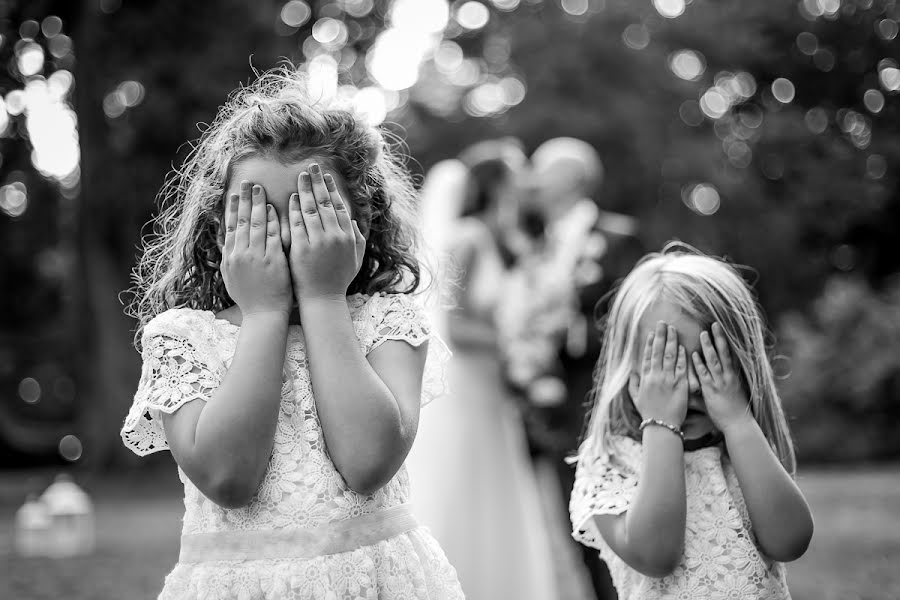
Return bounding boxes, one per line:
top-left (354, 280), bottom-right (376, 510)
top-left (179, 503), bottom-right (419, 562)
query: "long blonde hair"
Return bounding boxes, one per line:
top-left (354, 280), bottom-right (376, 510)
top-left (126, 65), bottom-right (422, 347)
top-left (577, 243), bottom-right (796, 474)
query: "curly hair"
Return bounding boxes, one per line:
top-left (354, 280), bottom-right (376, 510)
top-left (126, 65), bottom-right (423, 347)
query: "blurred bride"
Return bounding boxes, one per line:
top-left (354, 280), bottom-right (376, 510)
top-left (407, 140), bottom-right (558, 600)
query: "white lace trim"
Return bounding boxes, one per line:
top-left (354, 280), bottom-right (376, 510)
top-left (569, 435), bottom-right (793, 600)
top-left (120, 294), bottom-right (448, 457)
top-left (121, 309), bottom-right (225, 456)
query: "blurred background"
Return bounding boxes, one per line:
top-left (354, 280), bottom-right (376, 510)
top-left (0, 0), bottom-right (898, 598)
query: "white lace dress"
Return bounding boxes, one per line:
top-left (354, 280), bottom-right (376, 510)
top-left (569, 434), bottom-right (793, 600)
top-left (121, 293), bottom-right (465, 600)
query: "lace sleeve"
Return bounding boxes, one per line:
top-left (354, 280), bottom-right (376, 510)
top-left (120, 309), bottom-right (224, 456)
top-left (569, 437), bottom-right (640, 549)
top-left (361, 293), bottom-right (450, 406)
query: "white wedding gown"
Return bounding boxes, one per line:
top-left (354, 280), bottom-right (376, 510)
top-left (406, 212), bottom-right (559, 600)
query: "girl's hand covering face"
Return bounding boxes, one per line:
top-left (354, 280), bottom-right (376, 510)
top-left (691, 322), bottom-right (753, 433)
top-left (288, 163), bottom-right (367, 302)
top-left (629, 321), bottom-right (689, 427)
top-left (221, 180), bottom-right (292, 317)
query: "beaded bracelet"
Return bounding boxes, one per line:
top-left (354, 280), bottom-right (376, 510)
top-left (639, 417), bottom-right (684, 439)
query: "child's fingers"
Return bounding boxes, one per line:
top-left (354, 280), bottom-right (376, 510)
top-left (289, 193), bottom-right (309, 246)
top-left (711, 322), bottom-right (733, 372)
top-left (700, 330), bottom-right (721, 379)
top-left (297, 172), bottom-right (323, 241)
top-left (641, 330), bottom-right (654, 375)
top-left (352, 220), bottom-right (366, 263)
top-left (325, 173), bottom-right (354, 233)
top-left (662, 325), bottom-right (678, 373)
top-left (249, 185), bottom-right (267, 250)
top-left (223, 193), bottom-right (238, 254)
top-left (675, 345), bottom-right (687, 378)
top-left (235, 180), bottom-right (252, 249)
top-left (265, 204), bottom-right (281, 256)
top-left (650, 321), bottom-right (667, 372)
top-left (692, 351), bottom-right (711, 383)
top-left (308, 164), bottom-right (340, 233)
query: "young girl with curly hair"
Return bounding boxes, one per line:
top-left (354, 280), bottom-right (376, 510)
top-left (121, 66), bottom-right (464, 600)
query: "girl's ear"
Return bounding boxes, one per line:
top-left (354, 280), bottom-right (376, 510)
top-left (627, 372), bottom-right (640, 402)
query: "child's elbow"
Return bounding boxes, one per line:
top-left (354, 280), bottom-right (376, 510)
top-left (342, 466), bottom-right (393, 496)
top-left (767, 519), bottom-right (814, 563)
top-left (206, 473), bottom-right (260, 509)
top-left (636, 552), bottom-right (682, 578)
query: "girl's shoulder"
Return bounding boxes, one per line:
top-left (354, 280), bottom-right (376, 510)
top-left (142, 307), bottom-right (222, 344)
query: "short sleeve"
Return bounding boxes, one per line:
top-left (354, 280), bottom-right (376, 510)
top-left (359, 293), bottom-right (450, 406)
top-left (120, 309), bottom-right (225, 456)
top-left (569, 436), bottom-right (641, 549)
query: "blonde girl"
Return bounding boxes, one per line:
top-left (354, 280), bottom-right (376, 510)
top-left (569, 243), bottom-right (814, 599)
top-left (120, 66), bottom-right (463, 599)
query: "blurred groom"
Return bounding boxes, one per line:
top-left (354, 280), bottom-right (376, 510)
top-left (507, 137), bottom-right (644, 599)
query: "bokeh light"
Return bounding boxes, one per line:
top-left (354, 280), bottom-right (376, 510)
top-left (561, 0), bottom-right (590, 17)
top-left (879, 66), bottom-right (900, 92)
top-left (280, 1), bottom-right (312, 28)
top-left (866, 154), bottom-right (887, 179)
top-left (490, 0), bottom-right (520, 11)
top-left (456, 2), bottom-right (490, 30)
top-left (863, 89), bottom-right (884, 113)
top-left (685, 183), bottom-right (721, 215)
top-left (41, 16), bottom-right (63, 38)
top-left (622, 24), bottom-right (650, 50)
top-left (367, 28), bottom-right (433, 91)
top-left (434, 41), bottom-right (464, 73)
top-left (0, 182), bottom-right (27, 217)
top-left (18, 376), bottom-right (41, 403)
top-left (653, 0), bottom-right (685, 19)
top-left (668, 50), bottom-right (706, 81)
top-left (805, 107), bottom-right (828, 133)
top-left (392, 0), bottom-right (449, 33)
top-left (18, 43), bottom-right (45, 77)
top-left (341, 0), bottom-right (374, 18)
top-left (876, 19), bottom-right (898, 41)
top-left (771, 77), bottom-right (795, 103)
top-left (796, 32), bottom-right (817, 55)
top-left (59, 434), bottom-right (83, 462)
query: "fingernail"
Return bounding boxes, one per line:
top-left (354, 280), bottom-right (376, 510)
top-left (290, 193), bottom-right (299, 204)
top-left (240, 180), bottom-right (250, 189)
top-left (309, 163), bottom-right (320, 174)
top-left (300, 172), bottom-right (311, 186)
top-left (324, 173), bottom-right (335, 190)
top-left (252, 185), bottom-right (261, 195)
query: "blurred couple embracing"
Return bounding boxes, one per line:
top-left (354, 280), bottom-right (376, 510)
top-left (406, 136), bottom-right (643, 600)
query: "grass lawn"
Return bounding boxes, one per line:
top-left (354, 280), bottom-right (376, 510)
top-left (0, 464), bottom-right (898, 599)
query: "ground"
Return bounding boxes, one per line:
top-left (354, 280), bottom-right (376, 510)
top-left (0, 464), bottom-right (898, 600)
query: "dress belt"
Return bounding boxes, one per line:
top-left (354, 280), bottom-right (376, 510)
top-left (179, 503), bottom-right (419, 562)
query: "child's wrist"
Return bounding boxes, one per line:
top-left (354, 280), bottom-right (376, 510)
top-left (640, 417), bottom-right (684, 440)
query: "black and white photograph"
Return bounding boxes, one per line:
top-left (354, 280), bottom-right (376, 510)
top-left (1, 1), bottom-right (899, 599)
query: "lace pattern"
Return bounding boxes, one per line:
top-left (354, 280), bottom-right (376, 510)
top-left (569, 435), bottom-right (793, 600)
top-left (119, 294), bottom-right (462, 600)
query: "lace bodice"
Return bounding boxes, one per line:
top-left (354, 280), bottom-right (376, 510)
top-left (121, 293), bottom-right (449, 535)
top-left (570, 435), bottom-right (793, 600)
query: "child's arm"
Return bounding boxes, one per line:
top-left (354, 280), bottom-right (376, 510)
top-left (162, 181), bottom-right (293, 509)
top-left (694, 323), bottom-right (814, 562)
top-left (161, 314), bottom-right (288, 508)
top-left (721, 418), bottom-right (814, 562)
top-left (594, 427), bottom-right (686, 577)
top-left (288, 165), bottom-right (423, 495)
top-left (594, 323), bottom-right (690, 577)
top-left (299, 297), bottom-right (426, 495)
